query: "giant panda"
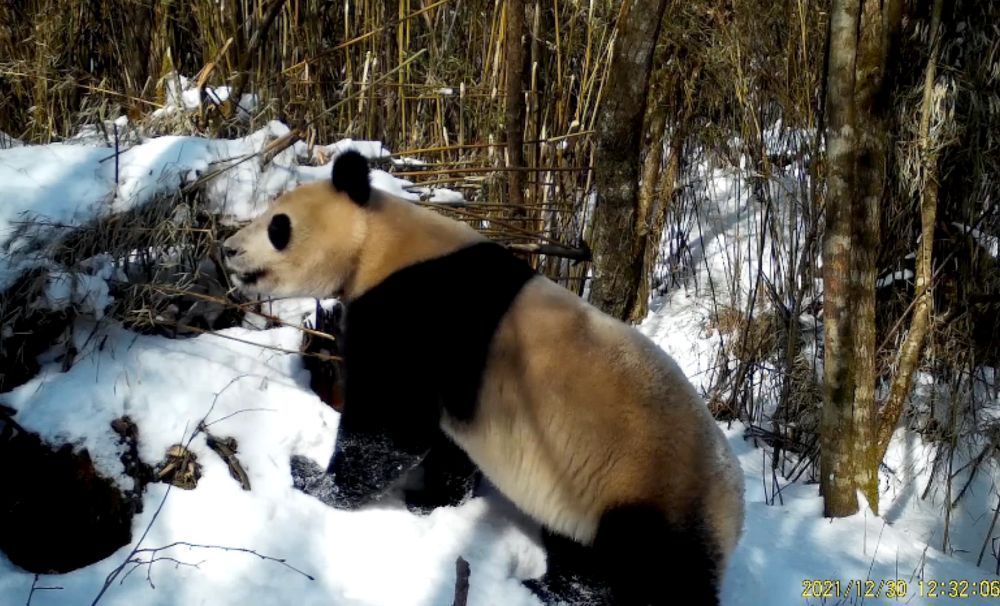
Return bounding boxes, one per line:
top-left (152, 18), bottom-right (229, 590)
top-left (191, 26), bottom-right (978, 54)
top-left (222, 150), bottom-right (745, 606)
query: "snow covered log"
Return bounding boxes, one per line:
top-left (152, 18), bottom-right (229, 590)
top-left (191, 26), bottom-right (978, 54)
top-left (0, 414), bottom-right (139, 573)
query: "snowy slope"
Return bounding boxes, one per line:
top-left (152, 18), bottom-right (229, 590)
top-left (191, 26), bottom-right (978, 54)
top-left (0, 322), bottom-right (544, 606)
top-left (1, 120), bottom-right (999, 606)
top-left (0, 120), bottom-right (464, 294)
top-left (1, 311), bottom-right (997, 606)
top-left (646, 296), bottom-right (1000, 606)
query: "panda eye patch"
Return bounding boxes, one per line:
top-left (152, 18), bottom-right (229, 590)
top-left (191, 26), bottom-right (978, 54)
top-left (268, 213), bottom-right (292, 251)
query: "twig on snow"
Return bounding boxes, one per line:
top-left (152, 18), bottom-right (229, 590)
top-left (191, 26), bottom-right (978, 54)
top-left (134, 542), bottom-right (314, 581)
top-left (26, 575), bottom-right (63, 606)
top-left (452, 557), bottom-right (471, 606)
top-left (203, 407), bottom-right (277, 428)
top-left (91, 374), bottom-right (311, 605)
top-left (120, 556), bottom-right (205, 589)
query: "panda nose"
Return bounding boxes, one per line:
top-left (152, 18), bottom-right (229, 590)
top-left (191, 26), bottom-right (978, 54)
top-left (222, 245), bottom-right (239, 258)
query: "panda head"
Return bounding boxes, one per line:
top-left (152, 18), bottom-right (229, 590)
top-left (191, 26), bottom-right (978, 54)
top-left (222, 150), bottom-right (372, 299)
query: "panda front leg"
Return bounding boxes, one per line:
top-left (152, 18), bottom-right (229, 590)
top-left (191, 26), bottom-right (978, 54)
top-left (291, 425), bottom-right (428, 510)
top-left (331, 427), bottom-right (430, 508)
top-left (401, 431), bottom-right (481, 515)
top-left (291, 429), bottom-right (479, 513)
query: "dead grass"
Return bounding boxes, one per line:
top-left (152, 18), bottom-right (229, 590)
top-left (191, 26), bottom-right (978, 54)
top-left (708, 304), bottom-right (782, 365)
top-left (0, 1), bottom-right (619, 292)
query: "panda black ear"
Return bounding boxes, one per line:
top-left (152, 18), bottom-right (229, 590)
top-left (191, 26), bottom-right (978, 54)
top-left (331, 150), bottom-right (372, 206)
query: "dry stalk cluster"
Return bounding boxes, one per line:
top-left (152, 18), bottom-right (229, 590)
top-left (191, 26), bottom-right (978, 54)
top-left (0, 0), bottom-right (627, 294)
top-left (0, 187), bottom-right (248, 394)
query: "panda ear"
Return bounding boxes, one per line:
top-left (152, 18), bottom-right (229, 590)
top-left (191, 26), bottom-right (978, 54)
top-left (331, 150), bottom-right (372, 206)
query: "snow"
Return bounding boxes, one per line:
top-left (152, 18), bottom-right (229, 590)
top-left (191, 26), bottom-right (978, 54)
top-left (645, 293), bottom-right (1000, 606)
top-left (0, 321), bottom-right (545, 606)
top-left (952, 221), bottom-right (999, 258)
top-left (877, 269), bottom-right (916, 288)
top-left (153, 73), bottom-right (259, 120)
top-left (1, 312), bottom-right (997, 605)
top-left (0, 125), bottom-right (464, 250)
top-left (722, 422), bottom-right (999, 605)
top-left (391, 155), bottom-right (429, 167)
top-left (1, 113), bottom-right (999, 605)
top-left (316, 138), bottom-right (393, 163)
top-left (32, 266), bottom-right (115, 320)
top-left (0, 144), bottom-right (114, 246)
top-left (0, 122), bottom-right (467, 296)
top-left (0, 131), bottom-right (22, 148)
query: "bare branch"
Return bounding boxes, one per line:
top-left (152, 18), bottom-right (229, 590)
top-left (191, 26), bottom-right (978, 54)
top-left (203, 408), bottom-right (278, 428)
top-left (134, 542), bottom-right (315, 581)
top-left (26, 575), bottom-right (63, 606)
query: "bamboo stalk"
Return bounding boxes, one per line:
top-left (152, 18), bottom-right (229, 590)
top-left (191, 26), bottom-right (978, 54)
top-left (876, 0), bottom-right (944, 459)
top-left (392, 165), bottom-right (592, 177)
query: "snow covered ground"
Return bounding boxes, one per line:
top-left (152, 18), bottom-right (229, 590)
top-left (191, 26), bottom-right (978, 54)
top-left (1, 115), bottom-right (999, 605)
top-left (645, 291), bottom-right (1000, 606)
top-left (0, 119), bottom-right (460, 293)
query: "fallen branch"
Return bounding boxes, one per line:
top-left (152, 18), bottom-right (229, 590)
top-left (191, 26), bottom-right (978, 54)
top-left (91, 465), bottom-right (177, 605)
top-left (149, 283), bottom-right (338, 343)
top-left (504, 242), bottom-right (590, 262)
top-left (452, 557), bottom-right (471, 606)
top-left (203, 427), bottom-right (251, 491)
top-left (170, 322), bottom-right (341, 362)
top-left (133, 542), bottom-right (314, 581)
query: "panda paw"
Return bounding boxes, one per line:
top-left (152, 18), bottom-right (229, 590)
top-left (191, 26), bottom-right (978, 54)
top-left (522, 574), bottom-right (614, 606)
top-left (401, 469), bottom-right (480, 515)
top-left (289, 454), bottom-right (362, 510)
top-left (401, 484), bottom-right (471, 516)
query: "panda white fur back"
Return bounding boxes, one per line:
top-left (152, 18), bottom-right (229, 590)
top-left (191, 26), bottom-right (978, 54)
top-left (448, 277), bottom-right (743, 552)
top-left (223, 151), bottom-right (744, 606)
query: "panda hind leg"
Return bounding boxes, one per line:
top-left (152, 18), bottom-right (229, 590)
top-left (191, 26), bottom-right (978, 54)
top-left (522, 528), bottom-right (614, 606)
top-left (594, 503), bottom-right (722, 606)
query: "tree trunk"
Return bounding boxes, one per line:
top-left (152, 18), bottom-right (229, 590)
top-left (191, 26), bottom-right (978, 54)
top-left (628, 51), bottom-right (671, 323)
top-left (504, 0), bottom-right (527, 216)
top-left (821, 0), bottom-right (903, 518)
top-left (847, 0), bottom-right (903, 515)
top-left (628, 62), bottom-right (701, 324)
top-left (588, 0), bottom-right (669, 321)
top-left (631, 130), bottom-right (681, 324)
top-left (820, 0), bottom-right (862, 519)
top-left (877, 0), bottom-right (943, 461)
